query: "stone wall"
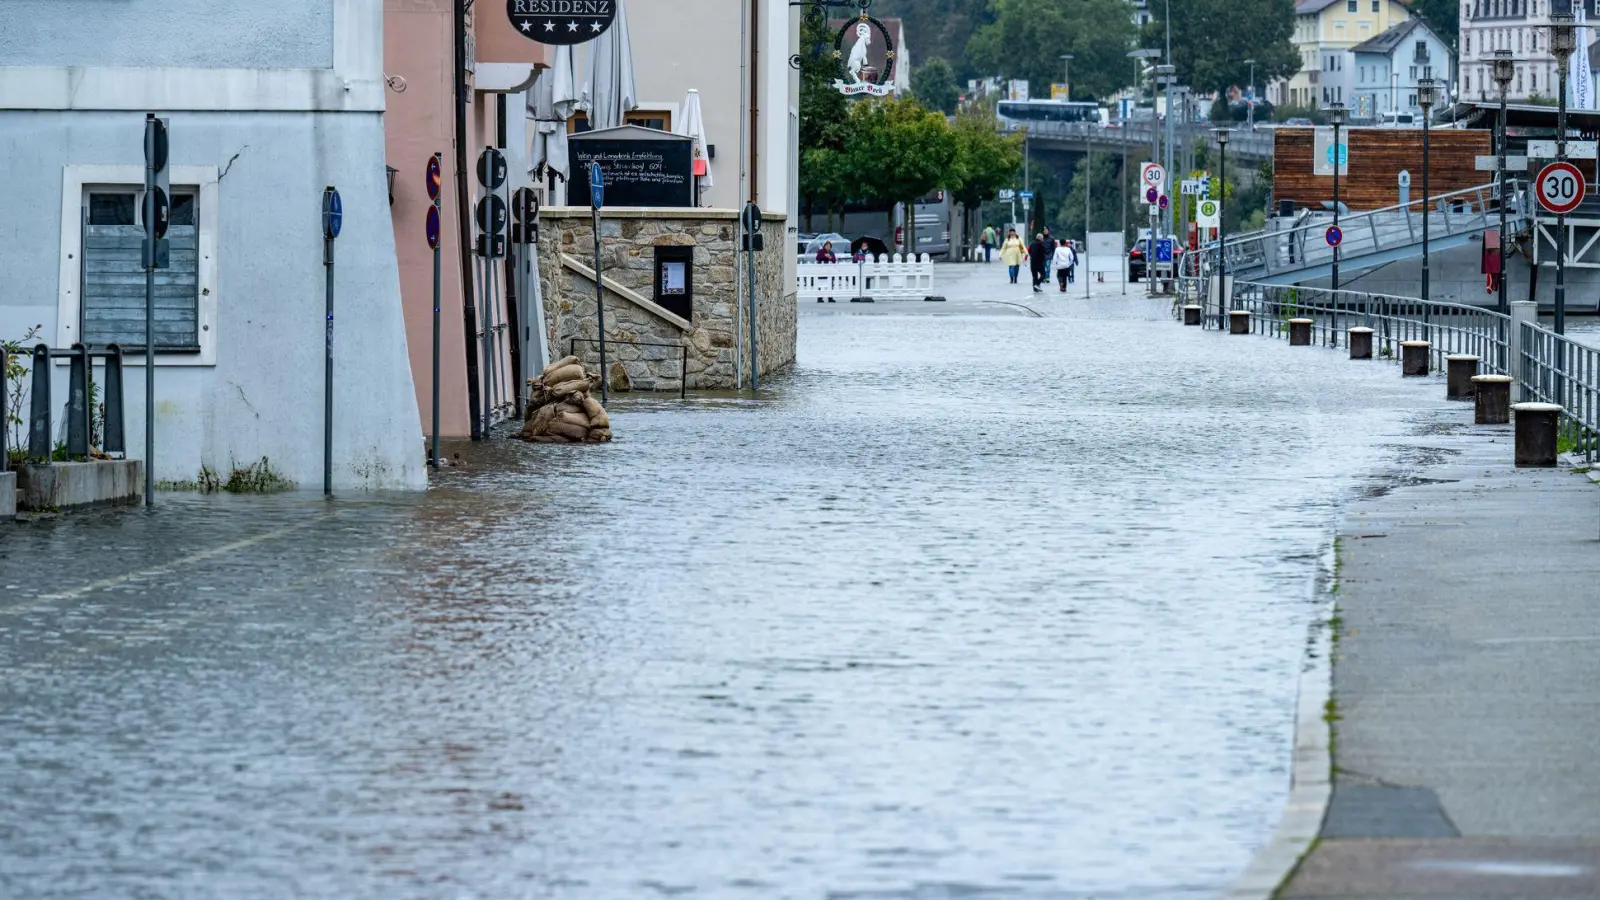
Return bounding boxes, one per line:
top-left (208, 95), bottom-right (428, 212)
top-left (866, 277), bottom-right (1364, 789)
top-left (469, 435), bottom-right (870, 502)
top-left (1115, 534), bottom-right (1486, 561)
top-left (535, 208), bottom-right (795, 391)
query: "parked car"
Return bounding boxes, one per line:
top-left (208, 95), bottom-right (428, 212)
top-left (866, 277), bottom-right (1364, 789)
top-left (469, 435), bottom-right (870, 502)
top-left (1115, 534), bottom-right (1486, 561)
top-left (1129, 239), bottom-right (1149, 282)
top-left (1283, 116), bottom-right (1314, 127)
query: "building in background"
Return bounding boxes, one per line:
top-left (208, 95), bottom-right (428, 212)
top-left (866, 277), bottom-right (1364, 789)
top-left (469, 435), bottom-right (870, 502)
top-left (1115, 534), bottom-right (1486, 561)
top-left (1351, 19), bottom-right (1456, 122)
top-left (1459, 0), bottom-right (1599, 103)
top-left (0, 0), bottom-right (425, 489)
top-left (1281, 0), bottom-right (1413, 108)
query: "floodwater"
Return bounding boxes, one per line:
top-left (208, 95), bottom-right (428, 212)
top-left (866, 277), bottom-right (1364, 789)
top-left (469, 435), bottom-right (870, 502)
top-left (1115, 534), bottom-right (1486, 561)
top-left (1, 267), bottom-right (1451, 899)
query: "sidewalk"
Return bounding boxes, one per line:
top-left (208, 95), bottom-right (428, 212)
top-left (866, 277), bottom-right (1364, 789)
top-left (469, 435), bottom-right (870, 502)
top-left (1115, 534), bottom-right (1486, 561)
top-left (1281, 408), bottom-right (1600, 898)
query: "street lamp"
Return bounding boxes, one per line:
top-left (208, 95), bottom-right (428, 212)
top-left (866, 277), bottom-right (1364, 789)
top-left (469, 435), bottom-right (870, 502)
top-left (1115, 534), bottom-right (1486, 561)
top-left (1243, 59), bottom-right (1257, 130)
top-left (1493, 49), bottom-right (1514, 315)
top-left (1214, 127), bottom-right (1232, 326)
top-left (1324, 101), bottom-right (1348, 291)
top-left (1417, 77), bottom-right (1438, 310)
top-left (1154, 63), bottom-right (1176, 246)
top-left (1551, 11), bottom-right (1577, 336)
top-left (1060, 54), bottom-right (1074, 100)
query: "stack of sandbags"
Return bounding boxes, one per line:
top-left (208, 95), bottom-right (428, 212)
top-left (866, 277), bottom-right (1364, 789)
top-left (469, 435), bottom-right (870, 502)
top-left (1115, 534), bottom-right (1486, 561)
top-left (519, 355), bottom-right (613, 444)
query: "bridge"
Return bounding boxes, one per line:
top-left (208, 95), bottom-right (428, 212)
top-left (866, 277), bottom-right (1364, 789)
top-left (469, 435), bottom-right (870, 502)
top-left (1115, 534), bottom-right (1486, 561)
top-left (1000, 120), bottom-right (1276, 168)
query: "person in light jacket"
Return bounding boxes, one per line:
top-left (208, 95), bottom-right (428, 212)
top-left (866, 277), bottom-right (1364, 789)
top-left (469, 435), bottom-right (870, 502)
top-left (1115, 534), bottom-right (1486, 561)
top-left (1053, 240), bottom-right (1078, 291)
top-left (998, 229), bottom-right (1027, 284)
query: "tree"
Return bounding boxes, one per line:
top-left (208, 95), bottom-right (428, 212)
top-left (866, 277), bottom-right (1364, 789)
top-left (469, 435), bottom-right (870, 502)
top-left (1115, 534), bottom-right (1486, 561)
top-left (844, 97), bottom-right (961, 254)
top-left (874, 0), bottom-right (999, 83)
top-left (799, 147), bottom-right (851, 232)
top-left (966, 0), bottom-right (1137, 101)
top-left (1409, 0), bottom-right (1459, 51)
top-left (799, 11), bottom-right (849, 155)
top-left (1146, 0), bottom-right (1297, 102)
top-left (949, 105), bottom-right (1024, 258)
top-left (1060, 153), bottom-right (1127, 242)
top-left (912, 57), bottom-right (960, 115)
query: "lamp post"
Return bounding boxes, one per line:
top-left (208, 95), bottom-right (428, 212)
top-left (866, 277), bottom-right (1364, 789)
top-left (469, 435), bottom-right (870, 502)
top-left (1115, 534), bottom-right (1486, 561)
top-left (1154, 64), bottom-right (1176, 242)
top-left (1244, 59), bottom-right (1257, 130)
top-left (1215, 127), bottom-right (1231, 326)
top-left (1493, 50), bottom-right (1514, 316)
top-left (1324, 101), bottom-right (1348, 291)
top-left (1061, 53), bottom-right (1074, 99)
top-left (1417, 78), bottom-right (1438, 313)
top-left (1551, 11), bottom-right (1577, 336)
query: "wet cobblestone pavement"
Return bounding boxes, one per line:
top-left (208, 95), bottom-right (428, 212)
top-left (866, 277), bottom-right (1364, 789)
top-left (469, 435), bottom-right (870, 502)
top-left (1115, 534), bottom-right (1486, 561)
top-left (1, 266), bottom-right (1453, 899)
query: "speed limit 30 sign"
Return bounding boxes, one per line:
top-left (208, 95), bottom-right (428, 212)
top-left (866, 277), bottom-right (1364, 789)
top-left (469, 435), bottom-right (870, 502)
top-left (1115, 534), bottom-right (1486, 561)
top-left (1536, 161), bottom-right (1586, 215)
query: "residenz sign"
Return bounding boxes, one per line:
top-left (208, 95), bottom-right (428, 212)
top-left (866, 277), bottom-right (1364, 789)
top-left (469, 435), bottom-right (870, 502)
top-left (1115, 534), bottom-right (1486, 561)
top-left (507, 0), bottom-right (617, 44)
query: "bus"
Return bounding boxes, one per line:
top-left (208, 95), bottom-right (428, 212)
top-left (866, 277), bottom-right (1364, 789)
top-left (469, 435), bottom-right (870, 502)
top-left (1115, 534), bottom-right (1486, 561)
top-left (996, 100), bottom-right (1106, 128)
top-left (829, 190), bottom-right (953, 258)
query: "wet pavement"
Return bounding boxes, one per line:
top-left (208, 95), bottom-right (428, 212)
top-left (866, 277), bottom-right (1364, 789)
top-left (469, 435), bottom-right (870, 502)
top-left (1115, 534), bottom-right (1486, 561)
top-left (2, 265), bottom-right (1457, 899)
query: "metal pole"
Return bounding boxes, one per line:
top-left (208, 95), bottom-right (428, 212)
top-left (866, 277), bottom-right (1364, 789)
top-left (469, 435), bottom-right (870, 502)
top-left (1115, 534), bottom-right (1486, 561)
top-left (747, 234), bottom-right (759, 391)
top-left (593, 208), bottom-right (607, 404)
top-left (1498, 84), bottom-right (1509, 315)
top-left (430, 187), bottom-right (442, 469)
top-left (1333, 119), bottom-right (1342, 292)
top-left (143, 115), bottom-right (155, 507)
top-left (1085, 133), bottom-right (1092, 299)
top-left (1422, 113), bottom-right (1431, 310)
top-left (1121, 121), bottom-right (1128, 295)
top-left (1219, 138), bottom-right (1229, 326)
top-left (1248, 61), bottom-right (1256, 130)
top-left (1557, 57), bottom-right (1569, 337)
top-left (324, 233), bottom-right (334, 496)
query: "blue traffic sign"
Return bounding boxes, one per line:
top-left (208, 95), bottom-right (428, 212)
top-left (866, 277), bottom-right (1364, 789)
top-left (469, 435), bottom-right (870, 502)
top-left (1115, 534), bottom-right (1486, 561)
top-left (1325, 225), bottom-right (1343, 247)
top-left (590, 162), bottom-right (604, 210)
top-left (1154, 238), bottom-right (1174, 263)
top-left (426, 205), bottom-right (440, 249)
top-left (1145, 186), bottom-right (1158, 203)
top-left (322, 186), bottom-right (342, 240)
top-left (1019, 190), bottom-right (1034, 200)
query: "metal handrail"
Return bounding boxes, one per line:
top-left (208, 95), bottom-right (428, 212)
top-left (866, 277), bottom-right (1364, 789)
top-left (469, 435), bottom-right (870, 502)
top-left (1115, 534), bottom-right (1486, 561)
top-left (567, 337), bottom-right (689, 400)
top-left (1226, 282), bottom-right (1513, 376)
top-left (1202, 181), bottom-right (1523, 279)
top-left (1519, 322), bottom-right (1600, 461)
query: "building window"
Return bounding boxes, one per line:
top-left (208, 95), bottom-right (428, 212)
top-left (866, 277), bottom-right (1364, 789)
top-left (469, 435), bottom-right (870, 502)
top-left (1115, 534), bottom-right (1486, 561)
top-left (568, 109), bottom-right (674, 133)
top-left (1409, 92), bottom-right (1418, 105)
top-left (82, 189), bottom-right (200, 352)
top-left (1466, 33), bottom-right (1471, 54)
top-left (1348, 0), bottom-right (1357, 9)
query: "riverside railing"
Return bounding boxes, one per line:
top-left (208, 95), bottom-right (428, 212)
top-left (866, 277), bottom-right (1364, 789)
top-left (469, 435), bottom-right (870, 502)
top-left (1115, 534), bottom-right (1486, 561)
top-left (1519, 322), bottom-right (1600, 461)
top-left (1224, 282), bottom-right (1512, 376)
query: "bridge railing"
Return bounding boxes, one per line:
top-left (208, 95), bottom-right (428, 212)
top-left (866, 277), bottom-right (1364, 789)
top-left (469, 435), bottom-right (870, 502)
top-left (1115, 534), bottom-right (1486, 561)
top-left (997, 120), bottom-right (1275, 158)
top-left (1225, 282), bottom-right (1513, 377)
top-left (1520, 322), bottom-right (1600, 461)
top-left (1205, 180), bottom-right (1523, 279)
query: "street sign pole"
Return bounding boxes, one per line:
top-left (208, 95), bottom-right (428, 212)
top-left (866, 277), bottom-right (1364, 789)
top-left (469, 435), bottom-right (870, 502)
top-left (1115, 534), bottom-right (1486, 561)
top-left (428, 153), bottom-right (442, 469)
top-left (591, 161), bottom-right (607, 404)
top-left (321, 185), bottom-right (341, 497)
top-left (143, 115), bottom-right (156, 507)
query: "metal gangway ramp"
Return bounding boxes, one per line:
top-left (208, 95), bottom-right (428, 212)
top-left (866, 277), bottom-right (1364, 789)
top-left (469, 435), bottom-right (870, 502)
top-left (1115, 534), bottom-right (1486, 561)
top-left (1202, 181), bottom-right (1527, 285)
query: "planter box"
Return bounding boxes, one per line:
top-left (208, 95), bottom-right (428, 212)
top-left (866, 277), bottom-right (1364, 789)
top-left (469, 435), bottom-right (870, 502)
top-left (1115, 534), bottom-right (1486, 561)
top-left (16, 460), bottom-right (144, 511)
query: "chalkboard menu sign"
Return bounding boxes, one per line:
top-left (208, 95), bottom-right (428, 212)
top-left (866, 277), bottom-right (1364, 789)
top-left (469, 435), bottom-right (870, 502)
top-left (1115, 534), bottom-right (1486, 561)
top-left (569, 130), bottom-right (694, 208)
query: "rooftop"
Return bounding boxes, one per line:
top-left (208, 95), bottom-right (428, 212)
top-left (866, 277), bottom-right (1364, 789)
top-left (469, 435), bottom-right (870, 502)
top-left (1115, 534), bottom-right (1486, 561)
top-left (1350, 18), bottom-right (1427, 54)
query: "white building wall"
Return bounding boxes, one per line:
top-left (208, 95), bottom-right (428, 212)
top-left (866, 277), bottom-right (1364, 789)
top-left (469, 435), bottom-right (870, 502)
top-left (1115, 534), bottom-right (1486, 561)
top-left (0, 0), bottom-right (424, 490)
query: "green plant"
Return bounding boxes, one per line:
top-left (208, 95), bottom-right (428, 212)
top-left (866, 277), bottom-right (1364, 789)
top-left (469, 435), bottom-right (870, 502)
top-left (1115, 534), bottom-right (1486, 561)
top-left (222, 457), bottom-right (293, 493)
top-left (4, 324), bottom-right (43, 452)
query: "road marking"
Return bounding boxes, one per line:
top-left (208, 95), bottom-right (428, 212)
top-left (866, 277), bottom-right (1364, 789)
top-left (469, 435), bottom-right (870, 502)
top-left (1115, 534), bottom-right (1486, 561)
top-left (1410, 860), bottom-right (1591, 878)
top-left (0, 520), bottom-right (312, 617)
top-left (1477, 635), bottom-right (1600, 645)
top-left (981, 300), bottom-right (1044, 318)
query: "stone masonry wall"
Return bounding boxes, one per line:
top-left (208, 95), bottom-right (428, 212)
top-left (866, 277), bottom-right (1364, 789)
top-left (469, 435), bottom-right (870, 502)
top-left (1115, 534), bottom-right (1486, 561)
top-left (536, 209), bottom-right (795, 391)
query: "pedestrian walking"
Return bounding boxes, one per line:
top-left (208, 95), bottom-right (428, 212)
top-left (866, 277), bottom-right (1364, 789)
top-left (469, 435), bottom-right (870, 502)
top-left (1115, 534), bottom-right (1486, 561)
top-left (1053, 240), bottom-right (1077, 292)
top-left (1028, 233), bottom-right (1048, 292)
top-left (980, 224), bottom-right (997, 263)
top-left (999, 229), bottom-right (1027, 284)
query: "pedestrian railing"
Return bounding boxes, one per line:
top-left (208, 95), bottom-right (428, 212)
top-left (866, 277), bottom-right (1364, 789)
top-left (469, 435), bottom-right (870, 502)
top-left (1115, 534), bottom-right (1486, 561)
top-left (1225, 283), bottom-right (1513, 376)
top-left (1519, 322), bottom-right (1600, 461)
top-left (8, 343), bottom-right (128, 467)
top-left (796, 253), bottom-right (935, 302)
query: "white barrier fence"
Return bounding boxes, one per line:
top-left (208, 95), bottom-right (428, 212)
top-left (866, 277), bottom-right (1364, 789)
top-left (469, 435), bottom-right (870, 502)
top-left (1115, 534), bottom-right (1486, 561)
top-left (796, 254), bottom-right (935, 302)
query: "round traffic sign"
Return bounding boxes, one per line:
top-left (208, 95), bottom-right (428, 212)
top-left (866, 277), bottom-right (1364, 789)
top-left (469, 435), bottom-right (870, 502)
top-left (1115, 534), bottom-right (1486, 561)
top-left (1145, 186), bottom-right (1158, 203)
top-left (1158, 194), bottom-right (1169, 210)
top-left (512, 187), bottom-right (539, 224)
top-left (475, 194), bottom-right (507, 235)
top-left (425, 205), bottom-right (440, 249)
top-left (1536, 161), bottom-right (1585, 215)
top-left (322, 186), bottom-right (342, 240)
top-left (1142, 163), bottom-right (1165, 186)
top-left (1325, 225), bottom-right (1343, 247)
top-left (476, 148), bottom-right (507, 190)
top-left (426, 154), bottom-right (442, 201)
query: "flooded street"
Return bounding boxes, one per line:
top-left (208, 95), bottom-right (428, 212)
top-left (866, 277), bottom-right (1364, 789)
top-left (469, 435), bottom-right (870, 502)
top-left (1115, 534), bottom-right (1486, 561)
top-left (1, 267), bottom-right (1449, 899)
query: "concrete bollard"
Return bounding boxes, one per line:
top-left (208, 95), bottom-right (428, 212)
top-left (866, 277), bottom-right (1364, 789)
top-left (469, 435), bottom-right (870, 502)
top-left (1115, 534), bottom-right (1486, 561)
top-left (1401, 340), bottom-right (1431, 376)
top-left (1512, 402), bottom-right (1563, 467)
top-left (1183, 304), bottom-right (1203, 326)
top-left (1472, 374), bottom-right (1513, 425)
top-left (1348, 326), bottom-right (1374, 359)
top-left (1446, 354), bottom-right (1480, 401)
top-left (1288, 318), bottom-right (1313, 345)
top-left (1229, 310), bottom-right (1251, 335)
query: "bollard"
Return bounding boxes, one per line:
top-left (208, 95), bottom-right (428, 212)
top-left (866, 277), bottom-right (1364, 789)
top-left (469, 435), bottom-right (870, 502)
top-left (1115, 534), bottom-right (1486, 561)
top-left (1182, 304), bottom-right (1203, 326)
top-left (1446, 354), bottom-right (1480, 401)
top-left (1288, 318), bottom-right (1313, 345)
top-left (1229, 309), bottom-right (1251, 335)
top-left (1401, 340), bottom-right (1431, 376)
top-left (1512, 402), bottom-right (1563, 467)
top-left (1472, 374), bottom-right (1512, 425)
top-left (1348, 326), bottom-right (1374, 359)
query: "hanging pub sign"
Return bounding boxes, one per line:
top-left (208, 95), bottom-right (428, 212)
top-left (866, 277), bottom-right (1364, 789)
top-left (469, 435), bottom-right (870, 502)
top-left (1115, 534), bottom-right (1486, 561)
top-left (507, 0), bottom-right (616, 44)
top-left (832, 15), bottom-right (896, 97)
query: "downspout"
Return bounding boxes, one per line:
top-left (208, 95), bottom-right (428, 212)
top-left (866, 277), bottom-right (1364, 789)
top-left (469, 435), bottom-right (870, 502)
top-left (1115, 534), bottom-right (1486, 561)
top-left (497, 94), bottom-right (524, 418)
top-left (736, 0), bottom-right (750, 389)
top-left (750, 0), bottom-right (761, 207)
top-left (454, 0), bottom-right (484, 439)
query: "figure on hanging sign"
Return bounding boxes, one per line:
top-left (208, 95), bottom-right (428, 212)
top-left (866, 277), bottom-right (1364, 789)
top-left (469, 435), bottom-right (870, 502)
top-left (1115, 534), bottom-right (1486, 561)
top-left (831, 16), bottom-right (896, 97)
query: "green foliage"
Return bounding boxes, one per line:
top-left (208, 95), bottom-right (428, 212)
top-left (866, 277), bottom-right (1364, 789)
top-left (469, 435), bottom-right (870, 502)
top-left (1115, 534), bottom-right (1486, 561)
top-left (799, 11), bottom-right (850, 155)
top-left (967, 0), bottom-right (1137, 101)
top-left (1273, 104), bottom-right (1327, 124)
top-left (799, 147), bottom-right (851, 231)
top-left (1059, 153), bottom-right (1127, 241)
top-left (911, 57), bottom-right (960, 115)
top-left (949, 107), bottom-right (1024, 214)
top-left (1146, 0), bottom-right (1297, 100)
top-left (873, 0), bottom-right (998, 83)
top-left (1409, 0), bottom-right (1459, 50)
top-left (843, 97), bottom-right (962, 250)
top-left (223, 457), bottom-right (293, 493)
top-left (4, 324), bottom-right (43, 452)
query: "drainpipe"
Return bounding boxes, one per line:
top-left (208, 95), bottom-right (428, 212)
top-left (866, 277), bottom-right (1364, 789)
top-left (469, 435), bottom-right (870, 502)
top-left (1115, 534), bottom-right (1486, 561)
top-left (454, 0), bottom-right (484, 439)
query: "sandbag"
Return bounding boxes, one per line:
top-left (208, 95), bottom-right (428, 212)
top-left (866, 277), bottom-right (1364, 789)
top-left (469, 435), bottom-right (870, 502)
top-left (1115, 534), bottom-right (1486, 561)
top-left (542, 355), bottom-right (579, 378)
top-left (552, 378), bottom-right (588, 398)
top-left (547, 420), bottom-right (589, 441)
top-left (558, 410), bottom-right (590, 428)
top-left (528, 434), bottom-right (568, 444)
top-left (544, 363), bottom-right (586, 388)
top-left (581, 396), bottom-right (610, 429)
top-left (524, 403), bottom-right (558, 436)
top-left (587, 428), bottom-right (612, 443)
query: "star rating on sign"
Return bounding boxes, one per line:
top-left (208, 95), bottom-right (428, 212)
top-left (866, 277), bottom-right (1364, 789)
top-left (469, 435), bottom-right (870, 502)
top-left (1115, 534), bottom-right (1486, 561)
top-left (590, 20), bottom-right (602, 31)
top-left (521, 20), bottom-right (532, 31)
top-left (567, 19), bottom-right (579, 31)
top-left (544, 20), bottom-right (555, 31)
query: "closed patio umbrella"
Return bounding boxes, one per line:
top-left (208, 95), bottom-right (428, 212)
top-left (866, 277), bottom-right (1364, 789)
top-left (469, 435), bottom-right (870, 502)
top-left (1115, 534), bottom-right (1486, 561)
top-left (674, 88), bottom-right (713, 205)
top-left (529, 43), bottom-right (580, 200)
top-left (581, 0), bottom-right (636, 130)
